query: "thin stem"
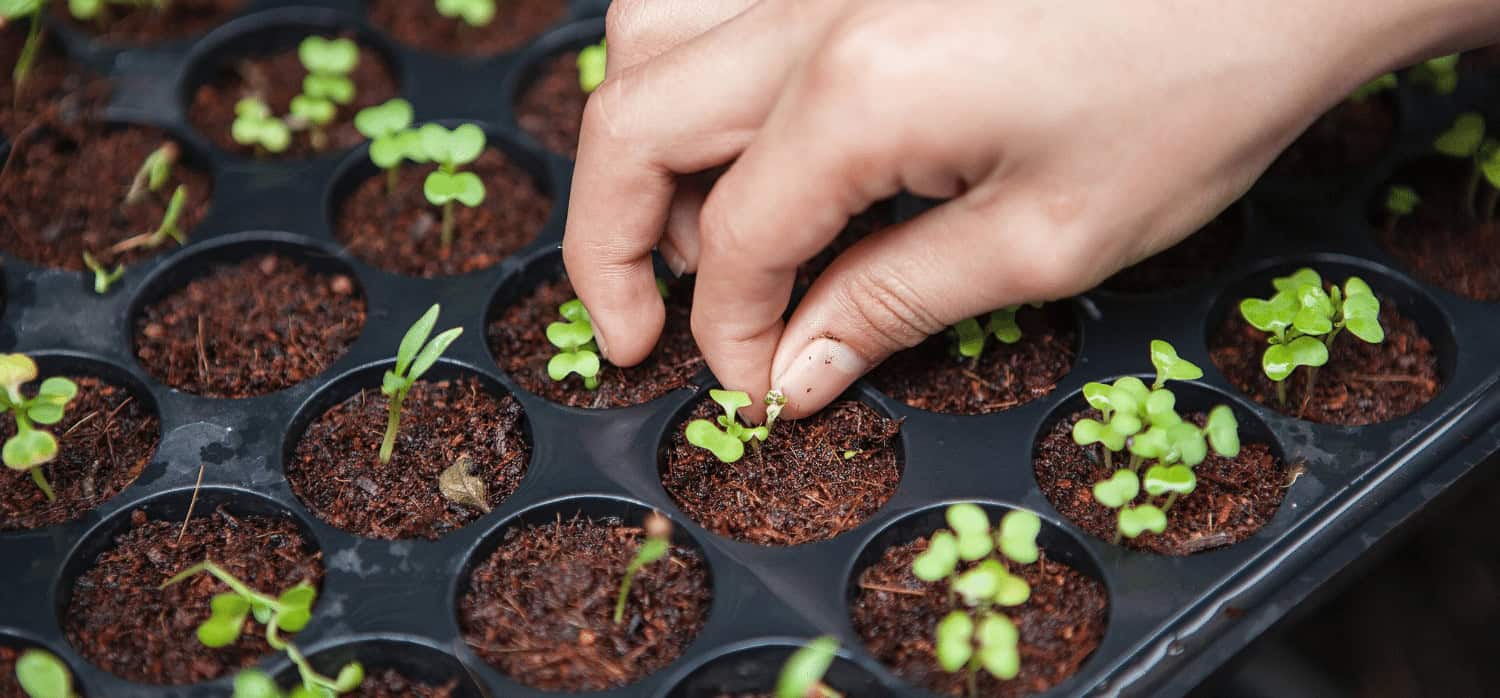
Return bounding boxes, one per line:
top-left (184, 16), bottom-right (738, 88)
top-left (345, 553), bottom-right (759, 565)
top-left (613, 568), bottom-right (638, 624)
top-left (1275, 379), bottom-right (1287, 408)
top-left (1102, 446), bottom-right (1112, 471)
top-left (386, 166), bottom-right (398, 197)
top-left (285, 642), bottom-right (342, 692)
top-left (161, 560), bottom-right (281, 609)
top-left (12, 11), bottom-right (44, 96)
top-left (1162, 491), bottom-right (1180, 512)
top-left (379, 387), bottom-right (407, 463)
top-left (965, 659), bottom-right (979, 698)
top-left (440, 201), bottom-right (455, 253)
top-left (1298, 366), bottom-right (1320, 419)
top-left (30, 468), bottom-right (55, 502)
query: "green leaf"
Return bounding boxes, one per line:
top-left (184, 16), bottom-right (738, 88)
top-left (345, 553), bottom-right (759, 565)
top-left (1091, 469), bottom-right (1139, 509)
top-left (198, 593), bottom-right (249, 647)
top-left (4, 429), bottom-right (57, 470)
top-left (953, 317), bottom-right (986, 358)
top-left (1434, 112), bottom-right (1485, 157)
top-left (1167, 422), bottom-right (1208, 467)
top-left (1385, 185), bottom-right (1421, 216)
top-left (333, 662), bottom-right (365, 692)
top-left (1082, 382), bottom-right (1113, 413)
top-left (275, 606), bottom-right (311, 634)
top-left (577, 40), bottom-right (608, 93)
top-left (1272, 268), bottom-right (1323, 295)
top-left (997, 510), bottom-right (1041, 565)
top-left (1128, 425), bottom-right (1170, 461)
top-left (1144, 389), bottom-right (1180, 428)
top-left (685, 419), bottom-right (744, 463)
top-left (1205, 405), bottom-right (1240, 457)
top-left (409, 327), bottom-right (463, 381)
top-left (396, 305), bottom-right (440, 376)
top-left (546, 316), bottom-right (595, 350)
top-left (289, 95), bottom-right (336, 126)
top-left (992, 570), bottom-right (1030, 607)
top-left (1111, 376), bottom-right (1150, 405)
top-left (709, 389), bottom-right (752, 421)
top-left (1347, 72), bottom-right (1397, 102)
top-left (15, 649), bottom-right (73, 698)
top-left (423, 170), bottom-right (487, 207)
top-left (67, 0), bottom-right (99, 20)
top-left (232, 670), bottom-right (284, 698)
top-left (27, 377), bottom-right (77, 425)
top-left (952, 561), bottom-right (1003, 606)
top-left (1239, 292), bottom-right (1294, 334)
top-left (436, 0), bottom-right (495, 26)
top-left (986, 307), bottom-right (1023, 344)
top-left (419, 123), bottom-right (487, 167)
top-left (775, 636), bottom-right (838, 698)
top-left (1108, 409), bottom-right (1144, 437)
top-left (1341, 281), bottom-right (1384, 343)
top-left (298, 36), bottom-right (359, 76)
top-left (235, 97), bottom-right (271, 120)
top-left (380, 370), bottom-right (405, 397)
top-left (0, 353), bottom-right (38, 396)
top-left (548, 350), bottom-right (600, 382)
top-left (1143, 464), bottom-right (1197, 496)
top-left (354, 98), bottom-right (414, 139)
top-left (955, 529), bottom-right (994, 562)
top-left (1072, 418), bottom-right (1125, 452)
top-left (935, 611), bottom-right (974, 672)
top-left (559, 299), bottom-right (590, 323)
top-left (1150, 340), bottom-right (1202, 386)
top-left (912, 530), bottom-right (959, 581)
top-left (369, 134), bottom-right (406, 169)
top-left (1117, 504), bottom-right (1168, 539)
top-left (975, 614), bottom-right (1020, 680)
top-left (1262, 335), bottom-right (1329, 381)
top-left (946, 503), bottom-right (990, 537)
top-left (278, 583), bottom-right (316, 611)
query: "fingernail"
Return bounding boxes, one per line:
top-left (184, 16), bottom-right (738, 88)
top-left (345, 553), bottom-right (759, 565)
top-left (659, 242), bottom-right (688, 278)
top-left (772, 337), bottom-right (869, 414)
top-left (593, 327), bottom-right (610, 361)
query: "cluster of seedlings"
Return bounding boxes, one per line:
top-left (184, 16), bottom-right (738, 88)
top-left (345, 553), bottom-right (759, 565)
top-left (229, 37), bottom-right (360, 156)
top-left (1385, 111), bottom-right (1500, 228)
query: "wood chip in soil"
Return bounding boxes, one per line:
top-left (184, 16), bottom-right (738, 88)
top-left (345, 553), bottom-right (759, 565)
top-left (336, 147), bottom-right (551, 277)
top-left (868, 305), bottom-right (1076, 415)
top-left (489, 273), bottom-right (703, 408)
top-left (188, 37), bottom-right (397, 159)
top-left (63, 506), bottom-right (323, 686)
top-left (516, 50), bottom-right (587, 156)
top-left (288, 376), bottom-right (530, 540)
top-left (53, 0), bottom-right (245, 44)
top-left (1267, 93), bottom-right (1395, 178)
top-left (1034, 410), bottom-right (1288, 555)
top-left (368, 0), bottom-right (564, 56)
top-left (459, 514), bottom-right (711, 692)
top-left (852, 537), bottom-right (1107, 697)
top-left (794, 203), bottom-right (898, 289)
top-left (1210, 299), bottom-right (1441, 424)
top-left (2, 375), bottom-right (158, 531)
top-left (1101, 209), bottom-right (1242, 294)
top-left (661, 398), bottom-right (901, 545)
top-left (134, 253), bottom-right (365, 398)
top-left (1375, 157), bottom-right (1500, 301)
top-left (333, 669), bottom-right (458, 698)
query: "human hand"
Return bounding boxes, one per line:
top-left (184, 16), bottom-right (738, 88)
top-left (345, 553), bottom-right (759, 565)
top-left (564, 0), bottom-right (1499, 420)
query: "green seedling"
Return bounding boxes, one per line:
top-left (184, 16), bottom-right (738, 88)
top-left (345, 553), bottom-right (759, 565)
top-left (82, 251), bottom-right (125, 294)
top-left (776, 636), bottom-right (842, 698)
top-left (110, 184), bottom-right (188, 254)
top-left (380, 304), bottom-right (463, 463)
top-left (546, 299), bottom-right (601, 389)
top-left (952, 303), bottom-right (1040, 361)
top-left (436, 0), bottom-right (494, 27)
top-left (354, 98), bottom-right (415, 195)
top-left (15, 648), bottom-right (76, 698)
top-left (162, 560), bottom-right (364, 698)
top-left (911, 504), bottom-right (1042, 697)
top-left (578, 39), bottom-right (607, 93)
top-left (1408, 54), bottom-right (1459, 95)
top-left (1348, 72), bottom-right (1397, 102)
top-left (1433, 112), bottom-right (1500, 221)
top-left (232, 97), bottom-right (292, 156)
top-left (614, 511), bottom-right (671, 624)
top-left (1383, 184), bottom-right (1421, 236)
top-left (2, 0), bottom-right (46, 91)
top-left (289, 95), bottom-right (336, 151)
top-left (298, 36), bottom-right (358, 105)
top-left (0, 354), bottom-right (77, 502)
top-left (684, 389), bottom-right (769, 464)
top-left (1239, 268), bottom-right (1384, 410)
top-left (124, 141), bottom-right (178, 206)
top-left (418, 123), bottom-right (487, 252)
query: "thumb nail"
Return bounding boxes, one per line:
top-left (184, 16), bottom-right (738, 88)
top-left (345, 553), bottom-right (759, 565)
top-left (772, 337), bottom-right (869, 415)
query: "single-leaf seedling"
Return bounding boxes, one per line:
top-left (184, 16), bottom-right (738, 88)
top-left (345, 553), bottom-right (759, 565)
top-left (110, 184), bottom-right (188, 254)
top-left (0, 354), bottom-right (77, 502)
top-left (380, 304), bottom-right (463, 463)
top-left (298, 36), bottom-right (358, 105)
top-left (124, 141), bottom-right (178, 206)
top-left (775, 636), bottom-right (842, 698)
top-left (15, 648), bottom-right (76, 698)
top-left (684, 389), bottom-right (769, 464)
top-left (436, 0), bottom-right (494, 27)
top-left (82, 251), bottom-right (125, 294)
top-left (1383, 184), bottom-right (1421, 236)
top-left (578, 39), bottom-right (606, 93)
top-left (951, 304), bottom-right (1040, 362)
top-left (354, 98), bottom-right (415, 195)
top-left (615, 511), bottom-right (671, 624)
top-left (418, 123), bottom-right (487, 252)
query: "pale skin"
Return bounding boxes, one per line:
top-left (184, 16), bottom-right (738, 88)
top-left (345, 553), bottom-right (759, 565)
top-left (564, 0), bottom-right (1500, 421)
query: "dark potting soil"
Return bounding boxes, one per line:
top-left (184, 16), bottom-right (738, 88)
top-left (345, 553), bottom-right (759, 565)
top-left (63, 507), bottom-right (324, 685)
top-left (335, 148), bottom-right (552, 277)
top-left (1210, 301), bottom-right (1441, 424)
top-left (1267, 93), bottom-right (1395, 178)
top-left (1, 376), bottom-right (159, 531)
top-left (134, 254), bottom-right (366, 398)
top-left (488, 274), bottom-right (703, 408)
top-left (794, 205), bottom-right (897, 289)
top-left (288, 376), bottom-right (530, 540)
top-left (868, 305), bottom-right (1077, 415)
top-left (0, 121), bottom-right (213, 270)
top-left (459, 514), bottom-right (712, 692)
top-left (0, 644), bottom-right (25, 698)
top-left (1375, 158), bottom-right (1500, 301)
top-left (54, 0), bottom-right (245, 44)
top-left (188, 38), bottom-right (397, 159)
top-left (660, 398), bottom-right (901, 545)
top-left (516, 50), bottom-right (586, 157)
top-left (0, 34), bottom-right (100, 134)
top-left (341, 669), bottom-right (459, 698)
top-left (852, 537), bottom-right (1108, 697)
top-left (1034, 411), bottom-right (1287, 556)
top-left (367, 0), bottom-right (564, 57)
top-left (1101, 211), bottom-right (1243, 294)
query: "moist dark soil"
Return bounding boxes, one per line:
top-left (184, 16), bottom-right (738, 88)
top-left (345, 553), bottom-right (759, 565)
top-left (0, 121), bottom-right (213, 270)
top-left (1268, 93), bottom-right (1395, 178)
top-left (54, 0), bottom-right (245, 44)
top-left (1035, 411), bottom-right (1287, 555)
top-left (852, 537), bottom-right (1108, 697)
top-left (188, 38), bottom-right (397, 159)
top-left (0, 645), bottom-right (25, 698)
top-left (459, 514), bottom-right (712, 692)
top-left (1102, 211), bottom-right (1243, 294)
top-left (516, 51), bottom-right (586, 156)
top-left (134, 254), bottom-right (365, 398)
top-left (288, 376), bottom-right (530, 540)
top-left (63, 506), bottom-right (323, 685)
top-left (1210, 300), bottom-right (1441, 424)
top-left (339, 669), bottom-right (459, 698)
top-left (1, 376), bottom-right (159, 531)
top-left (489, 274), bottom-right (703, 408)
top-left (868, 305), bottom-right (1077, 415)
top-left (794, 204), bottom-right (898, 289)
top-left (660, 398), bottom-right (902, 545)
top-left (368, 0), bottom-right (565, 57)
top-left (1375, 158), bottom-right (1500, 301)
top-left (0, 33), bottom-right (101, 134)
top-left (335, 148), bottom-right (552, 277)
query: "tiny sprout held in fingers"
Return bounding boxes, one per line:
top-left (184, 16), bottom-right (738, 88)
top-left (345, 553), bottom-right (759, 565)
top-left (950, 303), bottom-right (1041, 362)
top-left (418, 123), bottom-right (487, 253)
top-left (684, 389), bottom-right (770, 464)
top-left (0, 354), bottom-right (78, 502)
top-left (776, 636), bottom-right (842, 698)
top-left (436, 0), bottom-right (495, 27)
top-left (15, 648), bottom-right (77, 698)
top-left (615, 511), bottom-right (672, 625)
top-left (578, 39), bottom-right (607, 93)
top-left (546, 299), bottom-right (601, 390)
top-left (380, 304), bottom-right (464, 463)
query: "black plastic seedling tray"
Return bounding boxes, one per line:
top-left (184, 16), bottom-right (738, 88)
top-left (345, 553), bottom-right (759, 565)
top-left (3, 2), bottom-right (1499, 696)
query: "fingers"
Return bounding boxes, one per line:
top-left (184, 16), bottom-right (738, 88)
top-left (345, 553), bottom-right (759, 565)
top-left (659, 171), bottom-right (716, 276)
top-left (604, 0), bottom-right (760, 75)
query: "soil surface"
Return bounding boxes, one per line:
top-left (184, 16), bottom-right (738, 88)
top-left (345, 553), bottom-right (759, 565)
top-left (64, 507), bottom-right (324, 685)
top-left (336, 148), bottom-right (552, 277)
top-left (1210, 300), bottom-right (1441, 424)
top-left (660, 398), bottom-right (902, 545)
top-left (489, 273), bottom-right (703, 408)
top-left (0, 32), bottom-right (101, 134)
top-left (0, 644), bottom-right (27, 698)
top-left (288, 376), bottom-right (530, 540)
top-left (868, 305), bottom-right (1077, 415)
top-left (516, 50), bottom-right (586, 156)
top-left (0, 120), bottom-right (213, 270)
top-left (459, 514), bottom-right (712, 691)
top-left (189, 37), bottom-right (398, 159)
top-left (1102, 211), bottom-right (1242, 294)
top-left (1034, 411), bottom-right (1287, 555)
top-left (1, 376), bottom-right (159, 531)
top-left (1267, 94), bottom-right (1395, 178)
top-left (852, 537), bottom-right (1108, 697)
top-left (1375, 158), bottom-right (1500, 301)
top-left (338, 670), bottom-right (459, 698)
top-left (54, 0), bottom-right (244, 44)
top-left (794, 205), bottom-right (898, 289)
top-left (134, 254), bottom-right (365, 398)
top-left (368, 0), bottom-right (564, 56)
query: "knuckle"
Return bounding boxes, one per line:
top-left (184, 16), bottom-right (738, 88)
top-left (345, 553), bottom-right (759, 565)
top-left (810, 9), bottom-right (905, 93)
top-left (696, 191), bottom-right (755, 261)
top-left (833, 270), bottom-right (944, 353)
